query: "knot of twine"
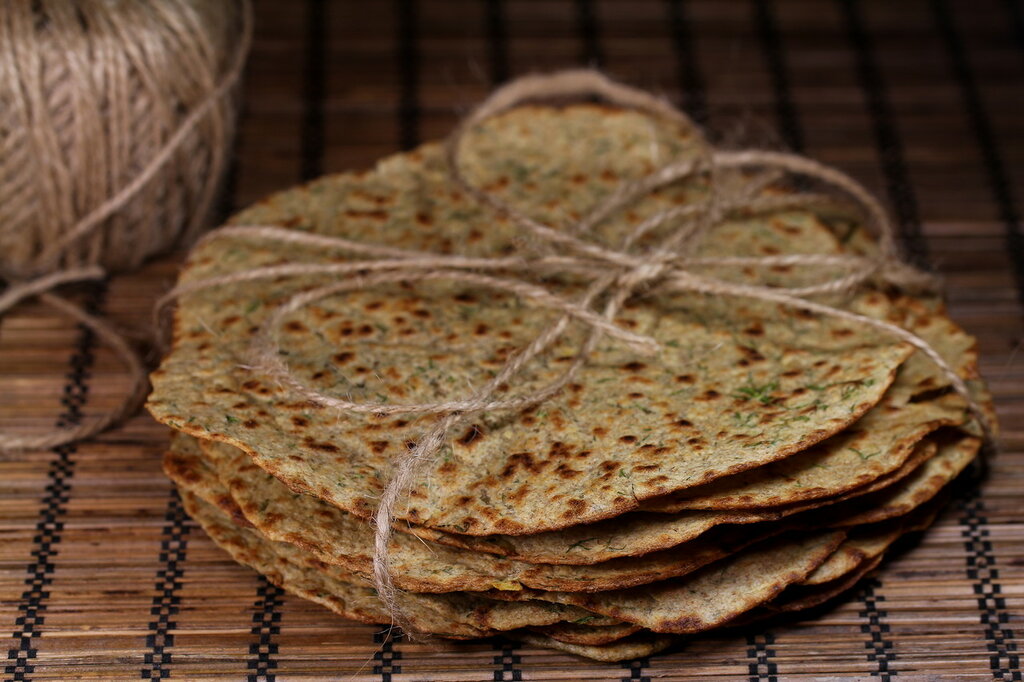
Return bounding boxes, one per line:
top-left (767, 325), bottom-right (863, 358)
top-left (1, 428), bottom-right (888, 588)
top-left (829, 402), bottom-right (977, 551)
top-left (0, 0), bottom-right (253, 454)
top-left (158, 69), bottom-right (994, 624)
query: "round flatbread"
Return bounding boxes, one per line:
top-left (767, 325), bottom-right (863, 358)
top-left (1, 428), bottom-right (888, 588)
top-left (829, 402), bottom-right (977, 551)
top-left (148, 105), bottom-right (915, 536)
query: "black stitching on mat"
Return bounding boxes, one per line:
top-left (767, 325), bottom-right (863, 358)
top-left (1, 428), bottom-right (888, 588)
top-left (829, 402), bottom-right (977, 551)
top-left (839, 0), bottom-right (930, 268)
top-left (958, 494), bottom-right (1022, 680)
top-left (620, 656), bottom-right (651, 682)
top-left (931, 3), bottom-right (1022, 677)
top-left (301, 0), bottom-right (327, 181)
top-left (4, 282), bottom-right (104, 682)
top-left (666, 0), bottom-right (708, 127)
top-left (491, 637), bottom-right (522, 681)
top-left (246, 578), bottom-right (284, 682)
top-left (140, 490), bottom-right (191, 680)
top-left (857, 577), bottom-right (896, 680)
top-left (746, 632), bottom-right (778, 682)
top-left (395, 0), bottom-right (420, 151)
top-left (373, 628), bottom-right (403, 682)
top-left (752, 0), bottom-right (803, 151)
top-left (485, 0), bottom-right (509, 84)
top-left (575, 0), bottom-right (604, 68)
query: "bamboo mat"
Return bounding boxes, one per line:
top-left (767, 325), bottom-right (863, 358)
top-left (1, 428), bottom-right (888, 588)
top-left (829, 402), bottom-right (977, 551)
top-left (2, 0), bottom-right (1023, 680)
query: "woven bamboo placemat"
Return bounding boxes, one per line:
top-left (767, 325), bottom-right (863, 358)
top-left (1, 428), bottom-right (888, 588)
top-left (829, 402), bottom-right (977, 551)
top-left (2, 1), bottom-right (1022, 679)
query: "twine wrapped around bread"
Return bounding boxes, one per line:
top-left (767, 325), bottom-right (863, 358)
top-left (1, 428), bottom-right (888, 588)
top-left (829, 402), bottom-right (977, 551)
top-left (0, 0), bottom-right (253, 453)
top-left (156, 70), bottom-right (995, 626)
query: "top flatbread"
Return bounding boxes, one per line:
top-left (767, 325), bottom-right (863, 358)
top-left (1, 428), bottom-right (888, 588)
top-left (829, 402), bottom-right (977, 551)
top-left (148, 105), bottom-right (916, 535)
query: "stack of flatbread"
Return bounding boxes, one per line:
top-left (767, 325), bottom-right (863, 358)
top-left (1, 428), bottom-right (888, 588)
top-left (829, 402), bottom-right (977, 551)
top-left (147, 103), bottom-right (993, 661)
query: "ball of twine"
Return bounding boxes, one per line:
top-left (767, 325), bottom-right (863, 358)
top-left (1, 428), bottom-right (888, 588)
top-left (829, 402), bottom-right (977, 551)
top-left (0, 0), bottom-right (251, 276)
top-left (0, 0), bottom-right (253, 453)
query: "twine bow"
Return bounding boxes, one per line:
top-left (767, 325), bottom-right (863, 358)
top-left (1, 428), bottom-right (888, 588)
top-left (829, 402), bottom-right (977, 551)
top-left (157, 70), bottom-right (993, 621)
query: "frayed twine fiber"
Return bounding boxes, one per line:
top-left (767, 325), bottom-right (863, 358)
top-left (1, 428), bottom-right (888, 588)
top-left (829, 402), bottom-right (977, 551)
top-left (0, 0), bottom-right (252, 454)
top-left (157, 70), bottom-right (996, 630)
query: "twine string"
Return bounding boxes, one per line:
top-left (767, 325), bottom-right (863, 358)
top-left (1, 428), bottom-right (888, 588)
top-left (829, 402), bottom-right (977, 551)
top-left (155, 70), bottom-right (993, 621)
top-left (0, 270), bottom-right (148, 452)
top-left (0, 0), bottom-right (253, 455)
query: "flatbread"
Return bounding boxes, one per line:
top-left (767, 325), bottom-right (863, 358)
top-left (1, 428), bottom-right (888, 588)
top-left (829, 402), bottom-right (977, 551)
top-left (767, 555), bottom-right (884, 613)
top-left (639, 294), bottom-right (981, 513)
top-left (179, 429), bottom-right (772, 566)
top-left (831, 432), bottom-right (980, 527)
top-left (641, 389), bottom-right (959, 511)
top-left (516, 631), bottom-right (676, 662)
top-left (163, 431), bottom-right (252, 527)
top-left (434, 438), bottom-right (939, 564)
top-left (803, 522), bottom-right (901, 586)
top-left (181, 476), bottom-right (686, 663)
top-left (148, 91), bottom-right (995, 665)
top-left (748, 500), bottom-right (945, 619)
top-left (487, 530), bottom-right (844, 633)
top-left (167, 425), bottom-right (947, 604)
top-left (530, 620), bottom-right (642, 646)
top-left (181, 489), bottom-right (611, 636)
top-left (148, 104), bottom-right (914, 536)
top-left (192, 435), bottom-right (774, 593)
top-left (169, 424), bottom-right (948, 598)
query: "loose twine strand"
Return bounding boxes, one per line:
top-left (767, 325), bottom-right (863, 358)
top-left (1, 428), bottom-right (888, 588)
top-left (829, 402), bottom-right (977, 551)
top-left (0, 0), bottom-right (252, 455)
top-left (154, 70), bottom-right (994, 625)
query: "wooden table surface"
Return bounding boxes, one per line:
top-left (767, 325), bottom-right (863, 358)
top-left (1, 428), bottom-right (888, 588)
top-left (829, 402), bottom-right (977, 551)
top-left (2, 1), bottom-right (1023, 679)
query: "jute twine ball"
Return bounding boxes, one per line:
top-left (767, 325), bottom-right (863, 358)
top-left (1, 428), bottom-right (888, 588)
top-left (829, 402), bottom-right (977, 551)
top-left (0, 0), bottom-right (251, 278)
top-left (0, 0), bottom-right (252, 453)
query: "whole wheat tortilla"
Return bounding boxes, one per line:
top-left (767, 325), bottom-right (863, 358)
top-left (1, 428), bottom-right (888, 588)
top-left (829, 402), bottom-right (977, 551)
top-left (182, 480), bottom-right (677, 662)
top-left (182, 489), bottom-right (477, 638)
top-left (831, 432), bottom-right (980, 527)
top-left (802, 521), bottom-right (901, 586)
top-left (191, 435), bottom-right (774, 593)
top-left (746, 501), bottom-right (944, 622)
top-left (516, 631), bottom-right (676, 662)
top-left (640, 389), bottom-right (960, 512)
top-left (168, 374), bottom-right (955, 572)
top-left (429, 437), bottom-right (940, 563)
top-left (725, 431), bottom-right (973, 535)
top-left (181, 489), bottom-right (620, 637)
top-left (807, 492), bottom-right (947, 586)
top-left (815, 218), bottom-right (996, 437)
top-left (163, 431), bottom-right (253, 527)
top-left (168, 426), bottom-right (942, 602)
top-left (530, 620), bottom-right (642, 646)
top-left (169, 424), bottom-right (948, 594)
top-left (639, 293), bottom-right (983, 513)
top-left (766, 555), bottom-right (885, 614)
top-left (148, 105), bottom-right (915, 536)
top-left (486, 530), bottom-right (844, 634)
top-left (639, 435), bottom-right (939, 519)
top-left (426, 430), bottom-right (935, 562)
top-left (170, 430), bottom-right (766, 567)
